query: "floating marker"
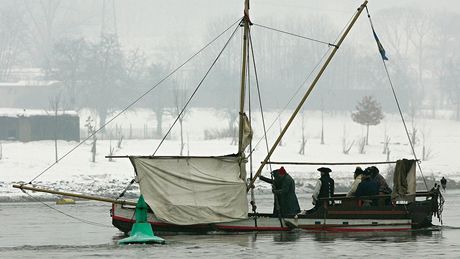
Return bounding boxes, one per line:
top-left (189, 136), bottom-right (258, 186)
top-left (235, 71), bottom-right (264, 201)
top-left (118, 195), bottom-right (165, 245)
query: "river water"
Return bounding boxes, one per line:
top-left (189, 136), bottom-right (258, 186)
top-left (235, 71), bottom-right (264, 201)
top-left (1, 190), bottom-right (459, 258)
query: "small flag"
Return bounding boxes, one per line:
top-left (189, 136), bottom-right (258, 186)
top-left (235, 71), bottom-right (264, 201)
top-left (372, 28), bottom-right (388, 61)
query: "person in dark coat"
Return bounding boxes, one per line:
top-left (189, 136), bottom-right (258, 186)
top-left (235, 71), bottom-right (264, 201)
top-left (259, 166), bottom-right (300, 217)
top-left (312, 167), bottom-right (335, 206)
top-left (368, 166), bottom-right (392, 194)
top-left (355, 168), bottom-right (379, 205)
top-left (440, 177), bottom-right (447, 191)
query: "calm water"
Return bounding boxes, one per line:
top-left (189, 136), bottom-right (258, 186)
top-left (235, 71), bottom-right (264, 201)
top-left (1, 190), bottom-right (459, 258)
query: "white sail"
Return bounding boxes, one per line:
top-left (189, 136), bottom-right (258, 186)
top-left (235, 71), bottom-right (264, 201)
top-left (241, 113), bottom-right (253, 152)
top-left (130, 155), bottom-right (248, 225)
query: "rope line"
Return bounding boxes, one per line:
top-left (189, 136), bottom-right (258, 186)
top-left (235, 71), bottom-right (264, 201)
top-left (365, 7), bottom-right (428, 190)
top-left (249, 47), bottom-right (332, 154)
top-left (152, 20), bottom-right (242, 155)
top-left (27, 17), bottom-right (243, 183)
top-left (253, 23), bottom-right (335, 47)
top-left (248, 26), bottom-right (272, 173)
top-left (23, 191), bottom-right (112, 228)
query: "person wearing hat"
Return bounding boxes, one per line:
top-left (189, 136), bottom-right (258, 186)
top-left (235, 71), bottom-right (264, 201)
top-left (347, 167), bottom-right (364, 197)
top-left (355, 168), bottom-right (379, 205)
top-left (312, 167), bottom-right (335, 207)
top-left (259, 166), bottom-right (300, 216)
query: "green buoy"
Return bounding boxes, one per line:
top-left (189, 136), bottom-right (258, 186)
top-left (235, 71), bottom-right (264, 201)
top-left (118, 195), bottom-right (165, 245)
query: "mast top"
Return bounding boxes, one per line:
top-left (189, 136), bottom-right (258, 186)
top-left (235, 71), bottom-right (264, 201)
top-left (243, 0), bottom-right (252, 24)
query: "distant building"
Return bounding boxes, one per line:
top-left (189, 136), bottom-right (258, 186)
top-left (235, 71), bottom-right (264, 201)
top-left (0, 109), bottom-right (79, 142)
top-left (0, 80), bottom-right (63, 109)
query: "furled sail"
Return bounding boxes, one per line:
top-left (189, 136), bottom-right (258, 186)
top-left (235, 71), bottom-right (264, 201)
top-left (241, 113), bottom-right (253, 151)
top-left (392, 159), bottom-right (416, 202)
top-left (130, 155), bottom-right (248, 225)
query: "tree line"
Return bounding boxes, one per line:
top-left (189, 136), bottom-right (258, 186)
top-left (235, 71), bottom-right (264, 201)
top-left (1, 2), bottom-right (460, 126)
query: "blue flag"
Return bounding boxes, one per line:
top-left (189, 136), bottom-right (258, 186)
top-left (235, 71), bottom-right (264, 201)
top-left (372, 29), bottom-right (388, 61)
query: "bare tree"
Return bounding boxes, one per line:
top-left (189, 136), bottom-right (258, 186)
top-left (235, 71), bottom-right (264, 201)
top-left (51, 37), bottom-right (89, 109)
top-left (82, 35), bottom-right (126, 131)
top-left (320, 107), bottom-right (325, 145)
top-left (172, 83), bottom-right (189, 156)
top-left (432, 13), bottom-right (460, 120)
top-left (145, 63), bottom-right (170, 138)
top-left (49, 94), bottom-right (61, 163)
top-left (0, 5), bottom-right (26, 81)
top-left (22, 0), bottom-right (61, 71)
top-left (84, 116), bottom-right (97, 163)
top-left (410, 124), bottom-right (418, 146)
top-left (358, 137), bottom-right (366, 154)
top-left (298, 112), bottom-right (307, 155)
top-left (342, 125), bottom-right (354, 155)
top-left (383, 135), bottom-right (391, 154)
top-left (421, 128), bottom-right (433, 161)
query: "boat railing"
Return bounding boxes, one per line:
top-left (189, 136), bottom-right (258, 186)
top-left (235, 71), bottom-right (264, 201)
top-left (317, 191), bottom-right (436, 207)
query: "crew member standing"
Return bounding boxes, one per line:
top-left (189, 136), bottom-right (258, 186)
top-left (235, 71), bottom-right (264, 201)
top-left (259, 166), bottom-right (300, 216)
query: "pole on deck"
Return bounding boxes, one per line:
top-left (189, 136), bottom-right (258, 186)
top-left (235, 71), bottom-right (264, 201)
top-left (248, 1), bottom-right (369, 190)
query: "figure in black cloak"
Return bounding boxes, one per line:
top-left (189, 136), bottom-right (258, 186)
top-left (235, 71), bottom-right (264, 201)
top-left (259, 166), bottom-right (301, 216)
top-left (355, 168), bottom-right (379, 205)
top-left (440, 177), bottom-right (447, 191)
top-left (312, 167), bottom-right (335, 206)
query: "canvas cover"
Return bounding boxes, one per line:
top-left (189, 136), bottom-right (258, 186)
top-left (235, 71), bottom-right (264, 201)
top-left (130, 155), bottom-right (248, 225)
top-left (392, 159), bottom-right (416, 202)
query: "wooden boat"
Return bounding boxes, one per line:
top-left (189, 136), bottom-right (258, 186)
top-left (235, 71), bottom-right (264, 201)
top-left (111, 1), bottom-right (442, 233)
top-left (111, 190), bottom-right (441, 234)
top-left (13, 0), bottom-right (445, 234)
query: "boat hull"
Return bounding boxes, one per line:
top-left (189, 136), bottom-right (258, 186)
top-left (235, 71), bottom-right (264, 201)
top-left (111, 198), bottom-right (435, 234)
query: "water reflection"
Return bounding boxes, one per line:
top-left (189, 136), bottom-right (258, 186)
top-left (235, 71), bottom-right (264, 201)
top-left (309, 229), bottom-right (442, 243)
top-left (272, 231), bottom-right (301, 242)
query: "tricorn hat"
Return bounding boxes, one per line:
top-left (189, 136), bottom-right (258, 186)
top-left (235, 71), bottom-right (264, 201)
top-left (354, 167), bottom-right (364, 175)
top-left (317, 167), bottom-right (332, 173)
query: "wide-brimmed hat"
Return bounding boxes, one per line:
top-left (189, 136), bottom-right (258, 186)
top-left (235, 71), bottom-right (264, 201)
top-left (317, 167), bottom-right (332, 173)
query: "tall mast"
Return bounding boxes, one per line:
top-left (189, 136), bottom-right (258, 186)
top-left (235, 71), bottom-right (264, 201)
top-left (248, 0), bottom-right (369, 189)
top-left (238, 0), bottom-right (251, 154)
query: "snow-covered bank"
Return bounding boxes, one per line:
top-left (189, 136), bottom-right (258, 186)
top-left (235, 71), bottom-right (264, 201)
top-left (1, 108), bottom-right (459, 200)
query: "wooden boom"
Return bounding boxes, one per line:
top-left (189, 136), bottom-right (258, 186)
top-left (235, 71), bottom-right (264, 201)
top-left (12, 184), bottom-right (136, 206)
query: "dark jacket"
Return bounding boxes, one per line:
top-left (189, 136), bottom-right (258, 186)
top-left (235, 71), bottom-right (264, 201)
top-left (372, 173), bottom-right (392, 194)
top-left (260, 172), bottom-right (300, 216)
top-left (319, 175), bottom-right (335, 200)
top-left (355, 177), bottom-right (379, 197)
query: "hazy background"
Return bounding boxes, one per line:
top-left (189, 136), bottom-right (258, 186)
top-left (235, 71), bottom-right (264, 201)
top-left (1, 0), bottom-right (460, 127)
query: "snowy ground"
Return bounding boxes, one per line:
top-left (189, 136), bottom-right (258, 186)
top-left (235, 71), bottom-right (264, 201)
top-left (1, 108), bottom-right (459, 201)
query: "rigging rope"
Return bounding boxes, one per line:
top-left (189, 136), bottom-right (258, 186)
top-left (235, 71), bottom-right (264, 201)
top-left (248, 26), bottom-right (272, 173)
top-left (246, 30), bottom-right (258, 220)
top-left (23, 191), bottom-right (112, 228)
top-left (253, 23), bottom-right (335, 47)
top-left (248, 47), bottom-right (332, 155)
top-left (365, 7), bottom-right (429, 190)
top-left (26, 17), bottom-right (243, 184)
top-left (152, 19), bottom-right (242, 156)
